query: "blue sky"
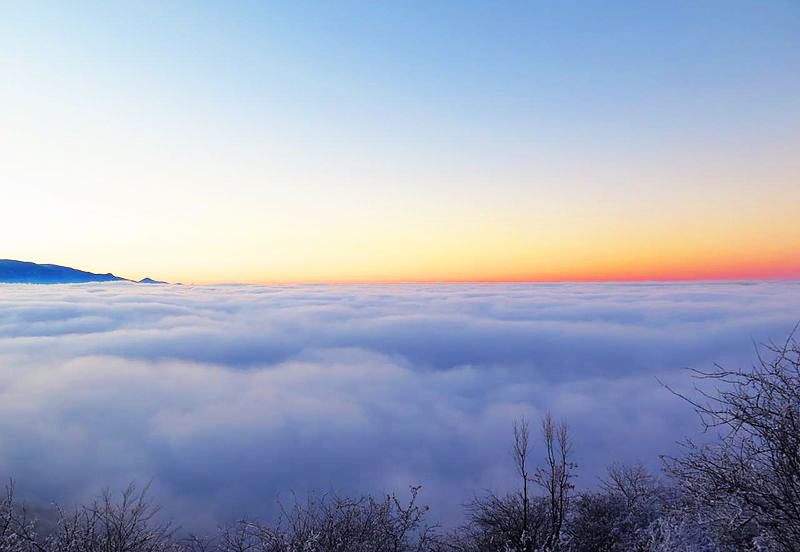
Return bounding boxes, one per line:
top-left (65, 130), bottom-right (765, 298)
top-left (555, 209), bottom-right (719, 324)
top-left (1, 1), bottom-right (798, 282)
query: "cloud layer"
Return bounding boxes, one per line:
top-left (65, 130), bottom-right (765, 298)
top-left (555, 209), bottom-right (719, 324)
top-left (0, 281), bottom-right (798, 528)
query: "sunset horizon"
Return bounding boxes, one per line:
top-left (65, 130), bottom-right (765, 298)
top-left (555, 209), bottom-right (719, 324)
top-left (3, 2), bottom-right (797, 286)
top-left (9, 254), bottom-right (799, 285)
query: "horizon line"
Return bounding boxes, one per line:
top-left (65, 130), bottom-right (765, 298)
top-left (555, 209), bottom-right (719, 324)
top-left (182, 275), bottom-right (800, 286)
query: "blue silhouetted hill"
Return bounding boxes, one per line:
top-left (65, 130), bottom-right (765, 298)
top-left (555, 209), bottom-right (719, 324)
top-left (0, 260), bottom-right (166, 284)
top-left (137, 277), bottom-right (167, 284)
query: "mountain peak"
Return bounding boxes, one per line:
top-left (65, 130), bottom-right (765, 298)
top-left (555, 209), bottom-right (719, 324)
top-left (0, 260), bottom-right (166, 284)
top-left (138, 277), bottom-right (167, 284)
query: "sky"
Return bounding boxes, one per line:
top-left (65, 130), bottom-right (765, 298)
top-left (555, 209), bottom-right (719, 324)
top-left (1, 281), bottom-right (798, 528)
top-left (1, 1), bottom-right (798, 283)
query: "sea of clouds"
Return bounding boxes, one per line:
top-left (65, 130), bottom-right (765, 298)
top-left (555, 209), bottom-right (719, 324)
top-left (0, 281), bottom-right (798, 528)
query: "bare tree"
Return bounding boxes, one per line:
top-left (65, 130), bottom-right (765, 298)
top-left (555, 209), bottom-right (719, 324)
top-left (460, 489), bottom-right (548, 552)
top-left (1, 482), bottom-right (19, 550)
top-left (209, 486), bottom-right (442, 552)
top-left (1, 480), bottom-right (50, 552)
top-left (460, 414), bottom-right (575, 552)
top-left (0, 481), bottom-right (180, 552)
top-left (600, 462), bottom-right (656, 510)
top-left (567, 463), bottom-right (676, 552)
top-left (45, 482), bottom-right (179, 552)
top-left (534, 414), bottom-right (575, 551)
top-left (665, 327), bottom-right (800, 551)
top-left (1, 480), bottom-right (32, 552)
top-left (512, 417), bottom-right (531, 542)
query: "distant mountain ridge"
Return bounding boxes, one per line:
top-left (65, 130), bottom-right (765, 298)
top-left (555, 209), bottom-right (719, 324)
top-left (0, 260), bottom-right (166, 284)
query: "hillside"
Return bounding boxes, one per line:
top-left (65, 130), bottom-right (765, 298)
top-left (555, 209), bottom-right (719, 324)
top-left (0, 260), bottom-right (163, 284)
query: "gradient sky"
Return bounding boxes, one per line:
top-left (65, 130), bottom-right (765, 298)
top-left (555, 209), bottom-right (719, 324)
top-left (1, 1), bottom-right (798, 283)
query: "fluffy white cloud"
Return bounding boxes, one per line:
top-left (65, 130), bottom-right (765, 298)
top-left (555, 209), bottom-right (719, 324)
top-left (0, 281), bottom-right (798, 528)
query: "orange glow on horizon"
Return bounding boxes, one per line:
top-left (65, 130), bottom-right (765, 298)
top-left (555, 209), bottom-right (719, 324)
top-left (187, 256), bottom-right (800, 285)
